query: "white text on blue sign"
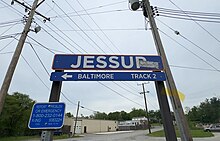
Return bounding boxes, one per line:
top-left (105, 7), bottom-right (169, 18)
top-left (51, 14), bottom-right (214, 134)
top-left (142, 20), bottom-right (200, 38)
top-left (52, 54), bottom-right (163, 71)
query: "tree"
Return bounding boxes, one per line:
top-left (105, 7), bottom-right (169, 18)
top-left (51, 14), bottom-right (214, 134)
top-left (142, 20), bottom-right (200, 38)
top-left (0, 92), bottom-right (35, 136)
top-left (187, 97), bottom-right (220, 123)
top-left (65, 112), bottom-right (74, 118)
top-left (108, 111), bottom-right (122, 120)
top-left (93, 112), bottom-right (108, 120)
top-left (129, 108), bottom-right (146, 118)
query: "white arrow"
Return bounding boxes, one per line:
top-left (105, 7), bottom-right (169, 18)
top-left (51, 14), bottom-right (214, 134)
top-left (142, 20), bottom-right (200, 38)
top-left (61, 73), bottom-right (73, 80)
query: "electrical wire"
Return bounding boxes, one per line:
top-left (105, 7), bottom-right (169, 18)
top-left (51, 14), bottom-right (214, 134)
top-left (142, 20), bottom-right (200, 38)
top-left (49, 0), bottom-right (127, 19)
top-left (44, 28), bottom-right (145, 32)
top-left (170, 65), bottom-right (220, 72)
top-left (52, 1), bottom-right (106, 53)
top-left (65, 0), bottom-right (116, 53)
top-left (0, 51), bottom-right (14, 54)
top-left (27, 35), bottom-right (66, 54)
top-left (48, 1), bottom-right (146, 100)
top-left (167, 0), bottom-right (220, 46)
top-left (0, 35), bottom-right (19, 52)
top-left (45, 2), bottom-right (100, 53)
top-left (22, 42), bottom-right (99, 113)
top-left (156, 19), bottom-right (220, 65)
top-left (157, 14), bottom-right (220, 24)
top-left (75, 0), bottom-right (122, 53)
top-left (27, 39), bottom-right (50, 76)
top-left (155, 7), bottom-right (220, 18)
top-left (158, 29), bottom-right (220, 72)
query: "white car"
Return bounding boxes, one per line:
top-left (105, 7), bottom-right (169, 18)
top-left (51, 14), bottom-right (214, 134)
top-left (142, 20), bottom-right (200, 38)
top-left (204, 124), bottom-right (220, 132)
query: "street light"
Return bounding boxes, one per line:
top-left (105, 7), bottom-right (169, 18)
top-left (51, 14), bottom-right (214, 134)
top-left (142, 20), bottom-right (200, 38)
top-left (128, 0), bottom-right (140, 11)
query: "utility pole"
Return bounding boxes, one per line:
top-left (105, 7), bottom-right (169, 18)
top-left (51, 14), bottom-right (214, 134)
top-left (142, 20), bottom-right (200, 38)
top-left (0, 0), bottom-right (40, 114)
top-left (73, 101), bottom-right (80, 136)
top-left (138, 82), bottom-right (151, 134)
top-left (142, 0), bottom-right (193, 140)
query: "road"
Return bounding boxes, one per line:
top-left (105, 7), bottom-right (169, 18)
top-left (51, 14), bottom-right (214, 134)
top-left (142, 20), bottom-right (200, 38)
top-left (26, 127), bottom-right (220, 141)
top-left (54, 127), bottom-right (220, 141)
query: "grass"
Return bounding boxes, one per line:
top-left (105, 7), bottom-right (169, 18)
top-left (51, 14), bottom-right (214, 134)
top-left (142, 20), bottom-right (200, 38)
top-left (0, 136), bottom-right (39, 141)
top-left (0, 134), bottom-right (78, 141)
top-left (148, 129), bottom-right (214, 138)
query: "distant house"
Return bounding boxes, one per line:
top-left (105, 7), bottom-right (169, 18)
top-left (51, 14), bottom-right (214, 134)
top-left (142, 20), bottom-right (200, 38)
top-left (64, 117), bottom-right (118, 134)
top-left (118, 117), bottom-right (148, 131)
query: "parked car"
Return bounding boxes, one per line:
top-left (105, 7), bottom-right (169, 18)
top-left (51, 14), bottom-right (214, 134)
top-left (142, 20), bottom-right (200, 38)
top-left (204, 124), bottom-right (220, 132)
top-left (53, 129), bottom-right (63, 136)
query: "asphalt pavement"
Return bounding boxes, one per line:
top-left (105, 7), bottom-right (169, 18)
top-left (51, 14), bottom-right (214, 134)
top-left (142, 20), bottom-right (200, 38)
top-left (26, 126), bottom-right (220, 141)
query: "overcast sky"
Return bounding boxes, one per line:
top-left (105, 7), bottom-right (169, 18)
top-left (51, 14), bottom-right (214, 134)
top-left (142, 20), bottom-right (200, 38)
top-left (1, 0), bottom-right (220, 116)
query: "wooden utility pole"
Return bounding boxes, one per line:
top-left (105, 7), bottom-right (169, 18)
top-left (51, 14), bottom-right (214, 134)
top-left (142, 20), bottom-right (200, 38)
top-left (138, 83), bottom-right (151, 134)
top-left (0, 0), bottom-right (39, 114)
top-left (73, 101), bottom-right (80, 136)
top-left (142, 0), bottom-right (193, 140)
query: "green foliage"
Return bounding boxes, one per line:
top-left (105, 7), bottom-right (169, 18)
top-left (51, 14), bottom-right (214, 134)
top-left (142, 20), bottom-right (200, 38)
top-left (93, 112), bottom-right (108, 120)
top-left (187, 97), bottom-right (220, 123)
top-left (148, 129), bottom-right (214, 138)
top-left (129, 108), bottom-right (146, 118)
top-left (65, 112), bottom-right (74, 118)
top-left (92, 108), bottom-right (162, 122)
top-left (0, 92), bottom-right (35, 137)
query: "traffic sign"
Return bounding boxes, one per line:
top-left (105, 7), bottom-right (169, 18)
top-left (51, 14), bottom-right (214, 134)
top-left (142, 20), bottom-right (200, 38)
top-left (50, 72), bottom-right (166, 81)
top-left (52, 54), bottom-right (163, 71)
top-left (28, 102), bottom-right (65, 129)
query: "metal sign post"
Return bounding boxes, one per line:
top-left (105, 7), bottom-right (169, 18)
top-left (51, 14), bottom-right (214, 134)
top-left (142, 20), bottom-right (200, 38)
top-left (41, 70), bottom-right (63, 141)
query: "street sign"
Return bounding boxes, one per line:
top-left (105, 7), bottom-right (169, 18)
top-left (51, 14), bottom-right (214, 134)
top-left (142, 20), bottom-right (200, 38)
top-left (28, 102), bottom-right (65, 129)
top-left (50, 72), bottom-right (166, 81)
top-left (52, 54), bottom-right (163, 71)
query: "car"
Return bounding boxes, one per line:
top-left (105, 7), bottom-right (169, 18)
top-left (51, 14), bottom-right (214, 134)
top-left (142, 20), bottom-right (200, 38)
top-left (204, 124), bottom-right (220, 132)
top-left (53, 129), bottom-right (63, 136)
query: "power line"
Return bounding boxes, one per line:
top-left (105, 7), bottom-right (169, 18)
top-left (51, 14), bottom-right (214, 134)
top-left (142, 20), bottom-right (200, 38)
top-left (52, 1), bottom-right (106, 53)
top-left (168, 0), bottom-right (220, 46)
top-left (49, 0), bottom-right (127, 19)
top-left (157, 14), bottom-right (220, 24)
top-left (0, 0), bottom-right (24, 16)
top-left (170, 65), bottom-right (220, 72)
top-left (27, 35), bottom-right (66, 54)
top-left (0, 35), bottom-right (19, 52)
top-left (158, 29), bottom-right (220, 72)
top-left (0, 51), bottom-right (14, 55)
top-left (27, 40), bottom-right (50, 76)
top-left (98, 81), bottom-right (143, 107)
top-left (47, 1), bottom-right (146, 100)
top-left (157, 19), bottom-right (220, 65)
top-left (75, 0), bottom-right (122, 53)
top-left (22, 42), bottom-right (98, 113)
top-left (155, 7), bottom-right (220, 18)
top-left (45, 2), bottom-right (100, 53)
top-left (44, 28), bottom-right (145, 32)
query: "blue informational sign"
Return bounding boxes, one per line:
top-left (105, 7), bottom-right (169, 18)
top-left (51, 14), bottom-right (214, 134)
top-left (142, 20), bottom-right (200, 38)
top-left (52, 54), bottom-right (163, 71)
top-left (50, 72), bottom-right (166, 81)
top-left (28, 102), bottom-right (65, 129)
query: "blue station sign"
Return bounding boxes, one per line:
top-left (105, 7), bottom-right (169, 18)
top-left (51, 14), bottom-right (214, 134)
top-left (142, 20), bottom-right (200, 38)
top-left (52, 54), bottom-right (163, 71)
top-left (50, 72), bottom-right (166, 81)
top-left (28, 102), bottom-right (65, 129)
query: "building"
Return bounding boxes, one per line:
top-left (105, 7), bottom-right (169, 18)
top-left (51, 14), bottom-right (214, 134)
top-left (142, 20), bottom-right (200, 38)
top-left (64, 117), bottom-right (118, 134)
top-left (118, 117), bottom-right (148, 131)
